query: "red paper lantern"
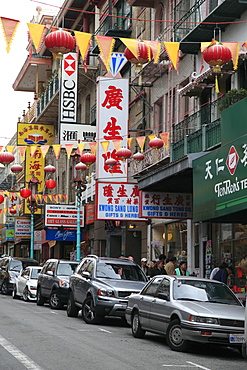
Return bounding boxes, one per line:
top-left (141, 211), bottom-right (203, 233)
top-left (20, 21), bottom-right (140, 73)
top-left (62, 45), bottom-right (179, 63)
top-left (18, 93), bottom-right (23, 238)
top-left (20, 188), bottom-right (32, 198)
top-left (0, 152), bottom-right (15, 166)
top-left (133, 152), bottom-right (145, 162)
top-left (11, 164), bottom-right (23, 173)
top-left (105, 158), bottom-right (117, 168)
top-left (202, 41), bottom-right (231, 72)
top-left (75, 162), bottom-right (87, 171)
top-left (80, 153), bottom-right (96, 167)
top-left (115, 148), bottom-right (132, 161)
top-left (149, 137), bottom-right (164, 151)
top-left (45, 179), bottom-right (57, 189)
top-left (9, 208), bottom-right (17, 215)
top-left (44, 164), bottom-right (56, 173)
top-left (45, 29), bottom-right (75, 57)
top-left (124, 41), bottom-right (151, 67)
top-left (0, 194), bottom-right (4, 204)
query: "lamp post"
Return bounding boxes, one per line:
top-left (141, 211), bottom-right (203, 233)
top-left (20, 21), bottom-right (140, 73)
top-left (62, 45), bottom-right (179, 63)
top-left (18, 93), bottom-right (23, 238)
top-left (26, 175), bottom-right (40, 259)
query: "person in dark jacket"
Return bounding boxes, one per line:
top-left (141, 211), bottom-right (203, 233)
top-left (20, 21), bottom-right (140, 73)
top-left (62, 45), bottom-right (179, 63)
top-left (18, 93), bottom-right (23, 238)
top-left (213, 263), bottom-right (232, 284)
top-left (150, 260), bottom-right (167, 277)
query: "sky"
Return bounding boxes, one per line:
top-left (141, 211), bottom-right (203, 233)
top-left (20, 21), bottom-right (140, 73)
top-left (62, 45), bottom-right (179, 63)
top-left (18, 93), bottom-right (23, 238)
top-left (0, 0), bottom-right (61, 147)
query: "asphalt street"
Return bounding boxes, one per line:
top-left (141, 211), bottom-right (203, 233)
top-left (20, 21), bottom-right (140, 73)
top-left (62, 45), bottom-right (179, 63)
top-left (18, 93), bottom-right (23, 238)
top-left (0, 294), bottom-right (246, 370)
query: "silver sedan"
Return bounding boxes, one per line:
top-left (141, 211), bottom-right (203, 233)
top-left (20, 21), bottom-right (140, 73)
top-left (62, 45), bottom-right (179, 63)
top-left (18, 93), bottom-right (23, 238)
top-left (125, 276), bottom-right (246, 353)
top-left (13, 266), bottom-right (42, 301)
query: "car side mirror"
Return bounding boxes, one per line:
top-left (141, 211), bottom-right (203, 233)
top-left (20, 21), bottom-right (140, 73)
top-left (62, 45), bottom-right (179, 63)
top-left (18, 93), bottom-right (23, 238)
top-left (82, 271), bottom-right (90, 279)
top-left (157, 292), bottom-right (170, 301)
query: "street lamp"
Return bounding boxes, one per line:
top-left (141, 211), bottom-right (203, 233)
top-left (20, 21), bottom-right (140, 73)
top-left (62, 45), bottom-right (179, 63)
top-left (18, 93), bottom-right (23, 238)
top-left (26, 175), bottom-right (40, 259)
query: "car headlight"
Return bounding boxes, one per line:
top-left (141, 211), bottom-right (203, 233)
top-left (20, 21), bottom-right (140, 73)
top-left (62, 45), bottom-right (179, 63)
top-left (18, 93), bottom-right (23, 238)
top-left (59, 280), bottom-right (69, 288)
top-left (189, 315), bottom-right (219, 324)
top-left (97, 288), bottom-right (115, 297)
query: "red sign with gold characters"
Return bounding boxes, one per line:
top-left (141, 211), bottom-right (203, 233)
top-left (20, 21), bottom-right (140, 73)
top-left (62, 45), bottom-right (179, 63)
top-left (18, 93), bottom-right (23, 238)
top-left (17, 123), bottom-right (54, 146)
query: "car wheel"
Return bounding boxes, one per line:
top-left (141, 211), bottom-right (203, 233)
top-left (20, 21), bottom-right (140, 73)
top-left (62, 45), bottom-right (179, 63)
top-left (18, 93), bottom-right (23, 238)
top-left (12, 286), bottom-right (18, 299)
top-left (132, 311), bottom-right (146, 338)
top-left (1, 281), bottom-right (9, 295)
top-left (166, 319), bottom-right (189, 352)
top-left (49, 291), bottom-right (63, 309)
top-left (36, 287), bottom-right (45, 306)
top-left (23, 287), bottom-right (29, 302)
top-left (82, 296), bottom-right (103, 324)
top-left (67, 292), bottom-right (79, 317)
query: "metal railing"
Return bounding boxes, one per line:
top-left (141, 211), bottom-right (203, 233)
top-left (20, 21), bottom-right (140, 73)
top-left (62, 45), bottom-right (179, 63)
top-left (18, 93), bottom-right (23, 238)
top-left (36, 73), bottom-right (59, 117)
top-left (174, 0), bottom-right (222, 41)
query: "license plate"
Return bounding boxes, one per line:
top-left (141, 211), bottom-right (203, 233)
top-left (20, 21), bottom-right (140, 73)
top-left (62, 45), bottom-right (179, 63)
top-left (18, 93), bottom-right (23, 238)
top-left (229, 334), bottom-right (245, 343)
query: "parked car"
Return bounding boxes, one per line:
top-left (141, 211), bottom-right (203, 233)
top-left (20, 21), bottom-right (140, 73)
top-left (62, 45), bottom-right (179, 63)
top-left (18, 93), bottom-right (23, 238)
top-left (67, 255), bottom-right (148, 324)
top-left (125, 275), bottom-right (246, 354)
top-left (13, 266), bottom-right (42, 301)
top-left (36, 259), bottom-right (79, 309)
top-left (0, 256), bottom-right (39, 294)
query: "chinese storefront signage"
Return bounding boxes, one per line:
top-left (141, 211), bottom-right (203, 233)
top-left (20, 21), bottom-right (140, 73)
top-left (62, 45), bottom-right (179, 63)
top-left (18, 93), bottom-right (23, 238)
top-left (96, 77), bottom-right (129, 182)
top-left (86, 204), bottom-right (95, 224)
top-left (45, 204), bottom-right (84, 227)
top-left (96, 182), bottom-right (143, 221)
top-left (140, 191), bottom-right (192, 219)
top-left (17, 123), bottom-right (54, 146)
top-left (25, 146), bottom-right (44, 192)
top-left (60, 123), bottom-right (96, 145)
top-left (193, 133), bottom-right (247, 222)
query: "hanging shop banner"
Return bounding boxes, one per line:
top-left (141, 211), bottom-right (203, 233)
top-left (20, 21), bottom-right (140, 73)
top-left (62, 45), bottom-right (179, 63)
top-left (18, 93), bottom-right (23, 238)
top-left (140, 191), bottom-right (193, 219)
top-left (15, 217), bottom-right (31, 238)
top-left (60, 123), bottom-right (96, 146)
top-left (193, 133), bottom-right (247, 223)
top-left (96, 77), bottom-right (129, 182)
top-left (2, 228), bottom-right (14, 242)
top-left (17, 123), bottom-right (54, 146)
top-left (86, 203), bottom-right (95, 224)
top-left (45, 204), bottom-right (84, 227)
top-left (96, 182), bottom-right (144, 221)
top-left (46, 228), bottom-right (83, 241)
top-left (25, 146), bottom-right (44, 192)
top-left (59, 52), bottom-right (78, 126)
top-left (7, 193), bottom-right (20, 216)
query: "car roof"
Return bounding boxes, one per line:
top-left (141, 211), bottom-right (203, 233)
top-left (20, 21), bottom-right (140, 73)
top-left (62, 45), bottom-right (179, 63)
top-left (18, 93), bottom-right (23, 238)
top-left (86, 256), bottom-right (138, 265)
top-left (45, 259), bottom-right (79, 264)
top-left (25, 265), bottom-right (42, 269)
top-left (10, 257), bottom-right (39, 263)
top-left (151, 275), bottom-right (224, 284)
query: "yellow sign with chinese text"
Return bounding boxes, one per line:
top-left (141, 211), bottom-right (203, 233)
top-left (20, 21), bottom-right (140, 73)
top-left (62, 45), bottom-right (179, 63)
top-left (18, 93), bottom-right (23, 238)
top-left (17, 123), bottom-right (54, 146)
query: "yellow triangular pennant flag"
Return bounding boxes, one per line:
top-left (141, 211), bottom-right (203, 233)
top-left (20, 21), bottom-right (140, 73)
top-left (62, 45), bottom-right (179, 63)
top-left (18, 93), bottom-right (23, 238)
top-left (120, 38), bottom-right (138, 58)
top-left (30, 145), bottom-right (38, 157)
top-left (127, 138), bottom-right (133, 150)
top-left (223, 42), bottom-right (239, 70)
top-left (18, 146), bottom-right (26, 162)
top-left (136, 137), bottom-right (146, 153)
top-left (77, 143), bottom-right (86, 154)
top-left (88, 142), bottom-right (97, 155)
top-left (95, 35), bottom-right (115, 72)
top-left (6, 146), bottom-right (15, 154)
top-left (74, 31), bottom-right (92, 61)
top-left (65, 144), bottom-right (74, 158)
top-left (112, 140), bottom-right (122, 151)
top-left (0, 17), bottom-right (20, 52)
top-left (40, 145), bottom-right (50, 159)
top-left (144, 40), bottom-right (161, 64)
top-left (52, 145), bottom-right (61, 160)
top-left (159, 133), bottom-right (170, 150)
top-left (164, 42), bottom-right (180, 70)
top-left (27, 23), bottom-right (46, 52)
top-left (148, 134), bottom-right (156, 141)
top-left (215, 75), bottom-right (220, 94)
top-left (101, 141), bottom-right (110, 153)
top-left (43, 195), bottom-right (48, 203)
top-left (48, 194), bottom-right (53, 202)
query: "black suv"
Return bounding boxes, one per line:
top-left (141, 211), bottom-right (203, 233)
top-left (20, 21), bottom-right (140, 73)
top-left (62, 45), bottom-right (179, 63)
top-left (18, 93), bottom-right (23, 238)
top-left (0, 256), bottom-right (39, 294)
top-left (67, 255), bottom-right (148, 324)
top-left (36, 259), bottom-right (79, 309)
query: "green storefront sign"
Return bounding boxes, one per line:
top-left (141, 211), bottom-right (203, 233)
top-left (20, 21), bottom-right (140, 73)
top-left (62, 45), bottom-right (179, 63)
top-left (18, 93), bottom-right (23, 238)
top-left (193, 133), bottom-right (247, 222)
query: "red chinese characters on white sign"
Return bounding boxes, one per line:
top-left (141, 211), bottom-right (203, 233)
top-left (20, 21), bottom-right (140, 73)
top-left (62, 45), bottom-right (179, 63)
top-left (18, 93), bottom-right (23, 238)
top-left (96, 77), bottom-right (129, 181)
top-left (96, 182), bottom-right (144, 221)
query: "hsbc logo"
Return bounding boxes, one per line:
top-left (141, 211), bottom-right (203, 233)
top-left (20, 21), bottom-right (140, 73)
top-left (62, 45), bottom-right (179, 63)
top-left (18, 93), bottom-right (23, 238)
top-left (63, 54), bottom-right (76, 76)
top-left (226, 146), bottom-right (239, 175)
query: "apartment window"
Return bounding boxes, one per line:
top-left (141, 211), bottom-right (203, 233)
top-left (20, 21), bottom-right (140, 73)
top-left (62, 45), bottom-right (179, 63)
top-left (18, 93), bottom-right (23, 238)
top-left (116, 0), bottom-right (132, 30)
top-left (155, 3), bottom-right (165, 39)
top-left (154, 97), bottom-right (163, 132)
top-left (85, 95), bottom-right (90, 123)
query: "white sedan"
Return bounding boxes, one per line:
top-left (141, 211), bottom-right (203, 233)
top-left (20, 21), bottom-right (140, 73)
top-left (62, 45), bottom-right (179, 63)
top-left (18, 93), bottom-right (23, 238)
top-left (13, 266), bottom-right (42, 301)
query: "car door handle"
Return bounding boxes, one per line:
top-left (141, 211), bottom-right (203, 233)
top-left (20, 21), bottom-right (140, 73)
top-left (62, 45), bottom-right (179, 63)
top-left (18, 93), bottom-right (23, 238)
top-left (140, 297), bottom-right (143, 301)
top-left (152, 299), bottom-right (156, 303)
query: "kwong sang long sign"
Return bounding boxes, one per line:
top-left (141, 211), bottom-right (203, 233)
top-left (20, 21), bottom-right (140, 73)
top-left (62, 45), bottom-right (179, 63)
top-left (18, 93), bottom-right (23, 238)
top-left (96, 182), bottom-right (144, 221)
top-left (140, 191), bottom-right (193, 219)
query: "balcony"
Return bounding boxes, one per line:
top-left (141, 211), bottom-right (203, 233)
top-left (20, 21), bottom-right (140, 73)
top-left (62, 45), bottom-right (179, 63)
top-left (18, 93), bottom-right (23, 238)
top-left (174, 0), bottom-right (247, 54)
top-left (36, 73), bottom-right (59, 123)
top-left (126, 0), bottom-right (154, 7)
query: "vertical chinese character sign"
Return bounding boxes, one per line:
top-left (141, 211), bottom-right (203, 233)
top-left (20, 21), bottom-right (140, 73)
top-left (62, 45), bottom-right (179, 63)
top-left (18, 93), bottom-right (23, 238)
top-left (96, 77), bottom-right (129, 182)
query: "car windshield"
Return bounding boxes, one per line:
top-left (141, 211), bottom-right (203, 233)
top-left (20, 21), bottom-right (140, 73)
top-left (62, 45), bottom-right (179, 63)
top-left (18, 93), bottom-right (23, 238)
top-left (9, 260), bottom-right (22, 272)
top-left (30, 269), bottom-right (41, 279)
top-left (57, 263), bottom-right (77, 276)
top-left (173, 279), bottom-right (241, 306)
top-left (96, 263), bottom-right (147, 282)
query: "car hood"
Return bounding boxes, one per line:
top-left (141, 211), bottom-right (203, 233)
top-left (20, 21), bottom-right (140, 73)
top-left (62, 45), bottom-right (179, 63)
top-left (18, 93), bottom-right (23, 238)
top-left (95, 278), bottom-right (146, 291)
top-left (174, 300), bottom-right (245, 319)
